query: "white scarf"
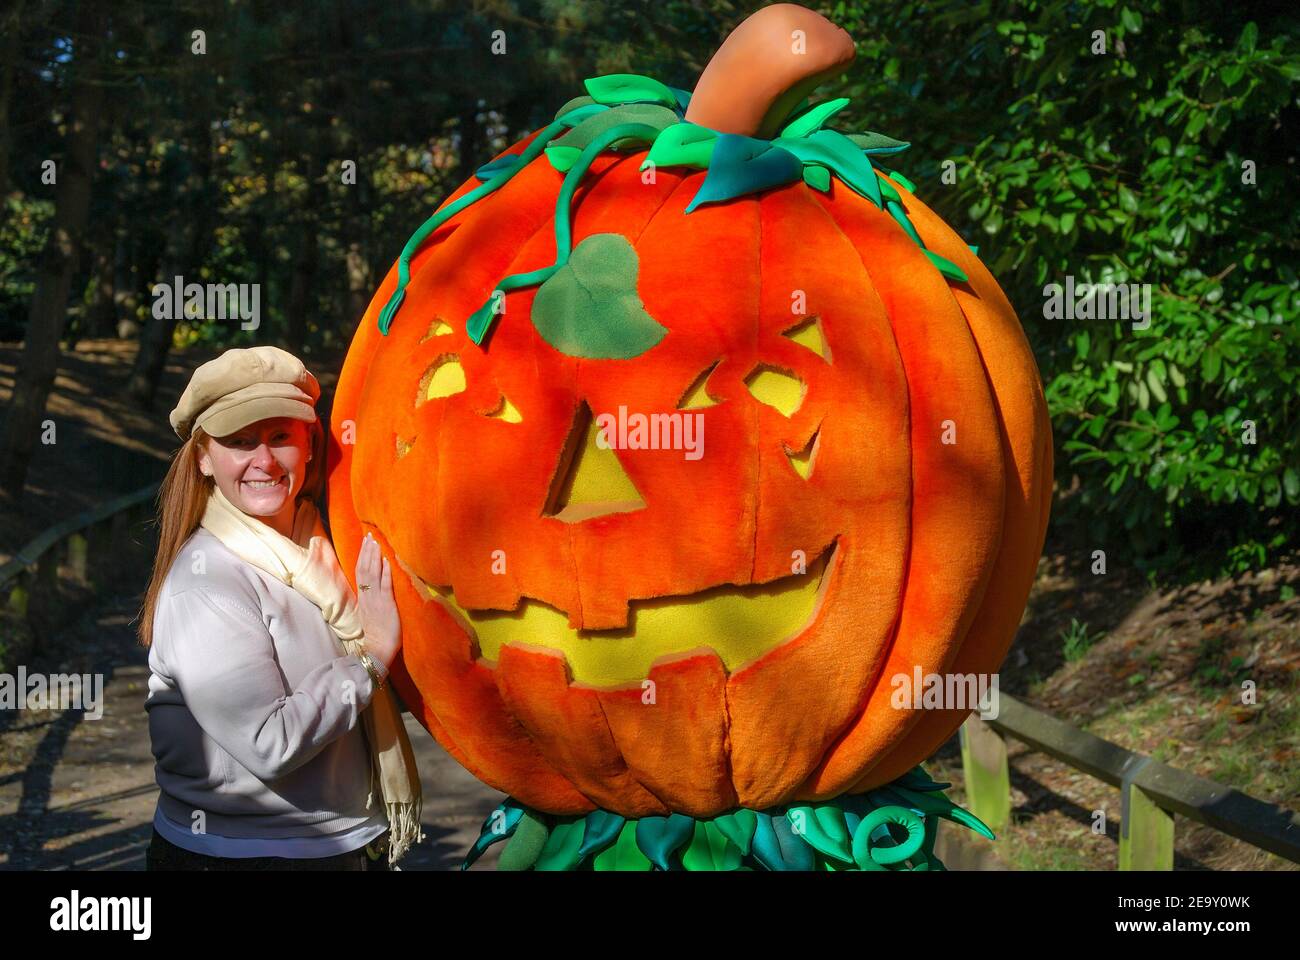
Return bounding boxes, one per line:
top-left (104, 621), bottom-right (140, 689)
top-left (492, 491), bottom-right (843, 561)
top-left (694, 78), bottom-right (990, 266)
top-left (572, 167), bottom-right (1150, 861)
top-left (200, 485), bottom-right (424, 866)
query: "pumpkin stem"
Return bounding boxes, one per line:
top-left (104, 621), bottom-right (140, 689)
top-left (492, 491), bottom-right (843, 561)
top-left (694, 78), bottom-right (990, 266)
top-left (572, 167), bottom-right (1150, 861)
top-left (684, 3), bottom-right (856, 140)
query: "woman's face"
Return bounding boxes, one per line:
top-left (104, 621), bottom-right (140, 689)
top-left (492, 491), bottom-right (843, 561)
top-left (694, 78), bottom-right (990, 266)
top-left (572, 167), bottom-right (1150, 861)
top-left (198, 417), bottom-right (312, 523)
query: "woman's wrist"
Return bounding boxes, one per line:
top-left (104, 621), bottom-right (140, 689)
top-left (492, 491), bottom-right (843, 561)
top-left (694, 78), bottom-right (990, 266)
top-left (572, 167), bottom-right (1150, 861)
top-left (357, 649), bottom-right (387, 688)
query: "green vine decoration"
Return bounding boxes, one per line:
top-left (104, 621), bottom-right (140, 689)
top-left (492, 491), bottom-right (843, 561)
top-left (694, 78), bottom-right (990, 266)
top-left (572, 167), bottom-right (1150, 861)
top-left (461, 764), bottom-right (993, 872)
top-left (378, 72), bottom-right (971, 350)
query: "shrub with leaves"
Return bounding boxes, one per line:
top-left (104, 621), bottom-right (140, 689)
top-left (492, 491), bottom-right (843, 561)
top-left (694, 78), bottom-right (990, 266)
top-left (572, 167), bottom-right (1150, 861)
top-left (833, 1), bottom-right (1299, 575)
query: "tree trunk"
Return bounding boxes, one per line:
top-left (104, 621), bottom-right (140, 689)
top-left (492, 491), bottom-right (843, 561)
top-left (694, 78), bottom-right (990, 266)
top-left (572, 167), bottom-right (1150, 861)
top-left (285, 224), bottom-right (318, 352)
top-left (125, 118), bottom-right (214, 407)
top-left (0, 0), bottom-right (23, 198)
top-left (0, 2), bottom-right (104, 498)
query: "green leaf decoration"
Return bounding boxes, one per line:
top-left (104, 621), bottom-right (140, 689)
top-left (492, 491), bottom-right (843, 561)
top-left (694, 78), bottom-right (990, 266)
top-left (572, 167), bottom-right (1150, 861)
top-left (461, 799), bottom-right (524, 870)
top-left (578, 810), bottom-right (626, 861)
top-left (774, 129), bottom-right (882, 208)
top-left (710, 810), bottom-right (757, 855)
top-left (584, 73), bottom-right (678, 108)
top-left (593, 820), bottom-right (652, 871)
top-left (681, 821), bottom-right (742, 871)
top-left (886, 784), bottom-right (995, 840)
top-left (379, 116), bottom-right (572, 335)
top-left (887, 199), bottom-right (924, 246)
top-left (553, 103), bottom-right (680, 152)
top-left (555, 94), bottom-right (598, 120)
top-left (923, 248), bottom-right (970, 284)
top-left (803, 165), bottom-right (831, 192)
top-left (557, 102), bottom-right (610, 130)
top-left (852, 806), bottom-right (926, 867)
top-left (685, 134), bottom-right (803, 213)
top-left (750, 812), bottom-right (797, 870)
top-left (475, 153), bottom-right (523, 182)
top-left (642, 122), bottom-right (717, 171)
top-left (530, 232), bottom-right (666, 359)
top-left (846, 131), bottom-right (912, 156)
top-left (879, 166), bottom-right (916, 193)
top-left (667, 85), bottom-right (692, 112)
top-left (897, 765), bottom-right (951, 793)
top-left (545, 144), bottom-right (582, 173)
top-left (778, 97), bottom-right (812, 129)
top-left (535, 819), bottom-right (585, 871)
top-left (787, 804), bottom-right (854, 863)
top-left (635, 813), bottom-right (696, 870)
top-left (497, 810), bottom-right (550, 871)
top-left (877, 173), bottom-right (901, 205)
top-left (772, 813), bottom-right (817, 870)
top-left (780, 97), bottom-right (851, 139)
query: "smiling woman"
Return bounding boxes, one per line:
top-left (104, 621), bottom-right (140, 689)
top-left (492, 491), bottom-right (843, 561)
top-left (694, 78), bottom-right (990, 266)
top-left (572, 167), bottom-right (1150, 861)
top-left (135, 346), bottom-right (424, 870)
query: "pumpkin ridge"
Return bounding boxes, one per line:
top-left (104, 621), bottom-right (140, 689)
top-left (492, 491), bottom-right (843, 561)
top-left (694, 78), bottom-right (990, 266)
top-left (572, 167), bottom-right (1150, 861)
top-left (799, 191), bottom-right (1007, 795)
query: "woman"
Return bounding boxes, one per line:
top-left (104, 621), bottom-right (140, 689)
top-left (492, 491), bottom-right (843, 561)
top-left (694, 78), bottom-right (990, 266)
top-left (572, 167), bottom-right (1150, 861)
top-left (138, 345), bottom-right (423, 870)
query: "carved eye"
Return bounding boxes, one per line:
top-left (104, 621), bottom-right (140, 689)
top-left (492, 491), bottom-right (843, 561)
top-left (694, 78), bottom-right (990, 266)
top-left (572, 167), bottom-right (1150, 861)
top-left (418, 355), bottom-right (466, 404)
top-left (744, 364), bottom-right (804, 417)
top-left (420, 317), bottom-right (455, 342)
top-left (783, 316), bottom-right (830, 361)
top-left (678, 361), bottom-right (721, 410)
top-left (485, 393), bottom-right (523, 423)
top-left (784, 426), bottom-right (820, 479)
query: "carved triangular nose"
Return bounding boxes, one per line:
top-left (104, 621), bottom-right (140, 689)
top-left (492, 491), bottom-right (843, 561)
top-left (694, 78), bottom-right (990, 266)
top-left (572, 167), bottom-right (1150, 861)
top-left (544, 404), bottom-right (646, 523)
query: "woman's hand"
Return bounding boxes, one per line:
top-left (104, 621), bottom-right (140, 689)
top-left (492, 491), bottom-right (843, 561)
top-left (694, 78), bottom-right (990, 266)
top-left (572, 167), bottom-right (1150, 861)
top-left (355, 532), bottom-right (402, 669)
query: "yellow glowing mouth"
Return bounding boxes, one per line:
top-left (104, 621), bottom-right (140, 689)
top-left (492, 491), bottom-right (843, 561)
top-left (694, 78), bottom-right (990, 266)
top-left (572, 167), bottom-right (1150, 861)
top-left (409, 544), bottom-right (837, 688)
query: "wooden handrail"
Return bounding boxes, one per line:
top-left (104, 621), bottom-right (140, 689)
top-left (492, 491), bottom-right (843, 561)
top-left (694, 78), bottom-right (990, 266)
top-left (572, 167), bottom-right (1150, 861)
top-left (0, 482), bottom-right (160, 588)
top-left (960, 693), bottom-right (1300, 868)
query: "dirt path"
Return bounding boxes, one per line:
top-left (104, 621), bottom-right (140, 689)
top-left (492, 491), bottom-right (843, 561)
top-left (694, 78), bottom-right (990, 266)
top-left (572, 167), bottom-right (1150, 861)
top-left (0, 590), bottom-right (506, 871)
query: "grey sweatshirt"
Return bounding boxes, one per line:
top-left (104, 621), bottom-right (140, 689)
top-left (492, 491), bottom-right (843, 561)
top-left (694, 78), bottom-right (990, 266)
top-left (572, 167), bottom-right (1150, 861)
top-left (145, 527), bottom-right (386, 839)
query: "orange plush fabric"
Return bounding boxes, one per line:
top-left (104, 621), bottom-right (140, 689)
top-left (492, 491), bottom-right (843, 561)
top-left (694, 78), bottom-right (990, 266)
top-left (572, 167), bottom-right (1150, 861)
top-left (327, 129), bottom-right (1051, 817)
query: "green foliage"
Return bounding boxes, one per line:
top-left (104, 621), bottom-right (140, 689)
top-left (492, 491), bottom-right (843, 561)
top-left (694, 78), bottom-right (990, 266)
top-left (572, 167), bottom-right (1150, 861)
top-left (1059, 617), bottom-right (1105, 661)
top-left (832, 0), bottom-right (1300, 576)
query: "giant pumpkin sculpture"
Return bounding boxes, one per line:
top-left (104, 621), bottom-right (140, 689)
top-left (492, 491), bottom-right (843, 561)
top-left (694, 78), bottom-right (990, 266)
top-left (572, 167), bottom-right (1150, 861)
top-left (328, 3), bottom-right (1052, 870)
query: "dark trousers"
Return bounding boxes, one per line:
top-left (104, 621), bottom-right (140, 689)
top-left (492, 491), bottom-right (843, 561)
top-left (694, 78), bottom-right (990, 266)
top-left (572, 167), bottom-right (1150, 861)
top-left (145, 827), bottom-right (390, 871)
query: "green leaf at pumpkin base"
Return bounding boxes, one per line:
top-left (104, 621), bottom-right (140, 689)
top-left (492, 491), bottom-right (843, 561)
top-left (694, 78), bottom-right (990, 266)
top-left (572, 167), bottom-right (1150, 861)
top-left (578, 809), bottom-right (626, 860)
top-left (593, 820), bottom-right (652, 871)
top-left (497, 809), bottom-right (550, 870)
top-left (465, 763), bottom-right (984, 870)
top-left (584, 73), bottom-right (678, 108)
top-left (780, 97), bottom-right (851, 140)
top-left (786, 803), bottom-right (854, 863)
top-left (530, 233), bottom-right (667, 359)
top-left (552, 102), bottom-right (680, 153)
top-left (461, 798), bottom-right (525, 870)
top-left (642, 122), bottom-right (718, 171)
top-left (685, 134), bottom-right (803, 213)
top-left (635, 812), bottom-right (696, 870)
top-left (535, 819), bottom-right (585, 871)
top-left (710, 809), bottom-right (757, 855)
top-left (681, 821), bottom-right (743, 871)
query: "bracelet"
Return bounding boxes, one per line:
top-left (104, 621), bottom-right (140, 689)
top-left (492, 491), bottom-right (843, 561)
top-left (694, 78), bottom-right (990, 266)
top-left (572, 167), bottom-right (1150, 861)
top-left (358, 651), bottom-right (386, 690)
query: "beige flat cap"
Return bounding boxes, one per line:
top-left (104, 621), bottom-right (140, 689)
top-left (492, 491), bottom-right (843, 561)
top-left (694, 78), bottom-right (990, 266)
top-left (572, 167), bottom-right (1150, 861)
top-left (170, 346), bottom-right (320, 441)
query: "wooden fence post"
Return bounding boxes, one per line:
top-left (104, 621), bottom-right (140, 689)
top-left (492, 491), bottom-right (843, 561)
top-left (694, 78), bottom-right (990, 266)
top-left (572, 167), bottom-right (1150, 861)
top-left (1119, 783), bottom-right (1175, 870)
top-left (960, 714), bottom-right (1011, 834)
top-left (67, 532), bottom-right (89, 584)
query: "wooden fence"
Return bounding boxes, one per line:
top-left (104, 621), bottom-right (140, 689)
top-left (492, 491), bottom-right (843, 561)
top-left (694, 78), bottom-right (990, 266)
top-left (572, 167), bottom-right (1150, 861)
top-left (961, 695), bottom-right (1300, 869)
top-left (1, 482), bottom-right (160, 630)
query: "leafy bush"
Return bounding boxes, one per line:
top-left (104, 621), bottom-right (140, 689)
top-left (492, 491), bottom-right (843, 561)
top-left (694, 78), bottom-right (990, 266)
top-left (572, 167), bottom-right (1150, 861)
top-left (834, 0), bottom-right (1300, 576)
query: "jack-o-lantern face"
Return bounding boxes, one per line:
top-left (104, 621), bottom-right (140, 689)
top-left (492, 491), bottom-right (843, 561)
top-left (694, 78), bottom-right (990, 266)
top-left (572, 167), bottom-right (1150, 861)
top-left (329, 14), bottom-right (1051, 821)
